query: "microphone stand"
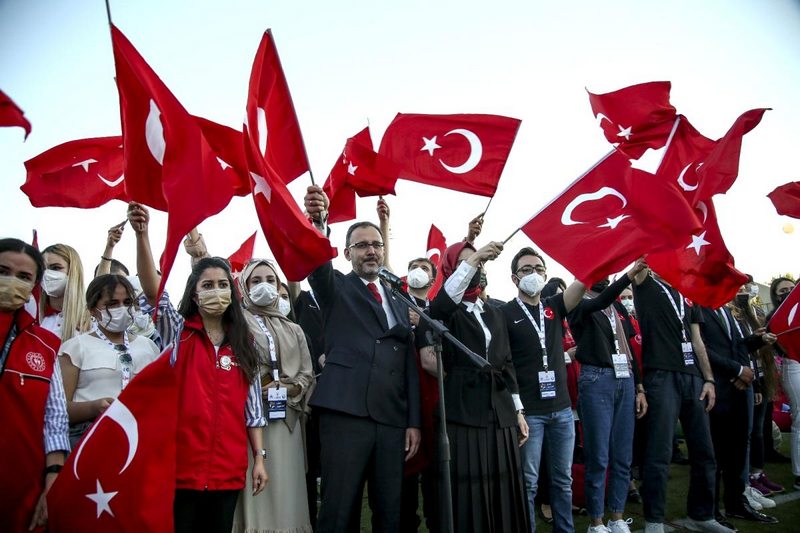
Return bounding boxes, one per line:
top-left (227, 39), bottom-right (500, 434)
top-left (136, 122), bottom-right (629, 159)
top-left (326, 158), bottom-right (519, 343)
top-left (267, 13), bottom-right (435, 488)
top-left (387, 285), bottom-right (489, 533)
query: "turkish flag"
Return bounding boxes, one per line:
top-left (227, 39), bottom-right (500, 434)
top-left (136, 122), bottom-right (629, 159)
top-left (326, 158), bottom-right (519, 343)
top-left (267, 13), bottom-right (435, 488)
top-left (378, 113), bottom-right (521, 197)
top-left (767, 285), bottom-right (800, 361)
top-left (21, 136), bottom-right (128, 208)
top-left (520, 151), bottom-right (683, 285)
top-left (324, 126), bottom-right (399, 223)
top-left (47, 350), bottom-right (178, 532)
top-left (112, 25), bottom-right (237, 300)
top-left (0, 89), bottom-right (31, 139)
top-left (587, 81), bottom-right (677, 159)
top-left (245, 29), bottom-right (310, 185)
top-left (227, 231), bottom-right (257, 277)
top-left (647, 199), bottom-right (748, 309)
top-left (194, 116), bottom-right (252, 197)
top-left (425, 224), bottom-right (447, 300)
top-left (768, 182), bottom-right (800, 219)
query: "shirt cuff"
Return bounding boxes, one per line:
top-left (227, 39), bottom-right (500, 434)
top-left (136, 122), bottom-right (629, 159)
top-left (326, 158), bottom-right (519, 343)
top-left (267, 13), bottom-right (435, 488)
top-left (443, 261), bottom-right (477, 305)
top-left (738, 365), bottom-right (744, 377)
top-left (512, 393), bottom-right (524, 411)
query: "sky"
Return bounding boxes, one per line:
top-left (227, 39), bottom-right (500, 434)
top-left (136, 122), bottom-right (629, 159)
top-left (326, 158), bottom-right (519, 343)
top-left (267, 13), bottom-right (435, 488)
top-left (1, 0), bottom-right (799, 301)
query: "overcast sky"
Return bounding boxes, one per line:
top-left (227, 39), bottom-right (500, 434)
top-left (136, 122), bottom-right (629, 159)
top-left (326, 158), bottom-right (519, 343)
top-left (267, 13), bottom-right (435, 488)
top-left (1, 0), bottom-right (798, 300)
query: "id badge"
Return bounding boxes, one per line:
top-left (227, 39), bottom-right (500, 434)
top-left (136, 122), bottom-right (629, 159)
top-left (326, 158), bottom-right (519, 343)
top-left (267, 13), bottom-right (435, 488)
top-left (538, 370), bottom-right (556, 399)
top-left (681, 342), bottom-right (695, 366)
top-left (121, 365), bottom-right (132, 390)
top-left (267, 386), bottom-right (288, 419)
top-left (612, 353), bottom-right (630, 379)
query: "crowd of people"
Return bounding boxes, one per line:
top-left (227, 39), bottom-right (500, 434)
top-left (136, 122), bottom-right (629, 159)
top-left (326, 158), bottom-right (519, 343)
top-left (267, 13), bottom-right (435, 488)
top-left (1, 188), bottom-right (798, 533)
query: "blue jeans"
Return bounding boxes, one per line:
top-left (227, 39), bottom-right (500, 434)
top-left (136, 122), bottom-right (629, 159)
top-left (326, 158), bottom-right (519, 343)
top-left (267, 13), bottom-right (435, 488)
top-left (521, 407), bottom-right (575, 533)
top-left (578, 365), bottom-right (635, 519)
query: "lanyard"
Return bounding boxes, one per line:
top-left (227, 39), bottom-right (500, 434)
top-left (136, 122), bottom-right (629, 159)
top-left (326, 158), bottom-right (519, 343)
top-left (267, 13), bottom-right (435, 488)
top-left (653, 279), bottom-right (688, 342)
top-left (0, 323), bottom-right (19, 373)
top-left (255, 316), bottom-right (280, 382)
top-left (95, 327), bottom-right (132, 389)
top-left (516, 298), bottom-right (548, 370)
top-left (603, 307), bottom-right (621, 352)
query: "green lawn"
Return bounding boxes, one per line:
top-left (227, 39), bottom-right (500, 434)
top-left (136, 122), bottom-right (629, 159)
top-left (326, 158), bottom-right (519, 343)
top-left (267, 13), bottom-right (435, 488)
top-left (357, 434), bottom-right (800, 532)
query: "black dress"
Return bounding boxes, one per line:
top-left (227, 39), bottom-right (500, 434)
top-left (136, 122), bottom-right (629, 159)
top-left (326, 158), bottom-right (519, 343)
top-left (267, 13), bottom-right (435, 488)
top-left (430, 290), bottom-right (529, 533)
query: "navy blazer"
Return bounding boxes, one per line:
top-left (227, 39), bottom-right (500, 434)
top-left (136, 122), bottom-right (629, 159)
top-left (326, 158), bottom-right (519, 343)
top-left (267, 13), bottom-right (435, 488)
top-left (307, 262), bottom-right (421, 429)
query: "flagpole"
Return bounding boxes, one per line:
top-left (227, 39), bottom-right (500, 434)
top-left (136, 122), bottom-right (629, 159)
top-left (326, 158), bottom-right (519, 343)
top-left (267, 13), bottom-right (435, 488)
top-left (654, 116), bottom-right (681, 173)
top-left (481, 195), bottom-right (494, 219)
top-left (775, 325), bottom-right (800, 337)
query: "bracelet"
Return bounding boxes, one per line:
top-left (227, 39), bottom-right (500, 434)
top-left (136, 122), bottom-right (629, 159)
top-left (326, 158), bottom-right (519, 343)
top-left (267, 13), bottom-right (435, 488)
top-left (101, 256), bottom-right (112, 261)
top-left (704, 378), bottom-right (715, 385)
top-left (44, 464), bottom-right (63, 476)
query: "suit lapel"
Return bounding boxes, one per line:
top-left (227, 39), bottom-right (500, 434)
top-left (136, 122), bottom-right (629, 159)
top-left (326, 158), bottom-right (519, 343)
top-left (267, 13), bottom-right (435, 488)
top-left (347, 272), bottom-right (389, 331)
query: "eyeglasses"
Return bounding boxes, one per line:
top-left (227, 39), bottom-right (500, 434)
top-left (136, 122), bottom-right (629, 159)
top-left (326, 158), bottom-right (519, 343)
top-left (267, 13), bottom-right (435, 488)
top-left (348, 241), bottom-right (385, 251)
top-left (114, 344), bottom-right (132, 365)
top-left (516, 265), bottom-right (547, 276)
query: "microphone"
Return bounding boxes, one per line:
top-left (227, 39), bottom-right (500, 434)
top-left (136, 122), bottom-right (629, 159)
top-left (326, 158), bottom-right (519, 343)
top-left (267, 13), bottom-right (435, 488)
top-left (377, 267), bottom-right (405, 290)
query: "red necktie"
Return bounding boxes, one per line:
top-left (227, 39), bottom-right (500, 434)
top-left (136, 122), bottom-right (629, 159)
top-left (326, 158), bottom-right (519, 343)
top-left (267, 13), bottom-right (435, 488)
top-left (367, 282), bottom-right (383, 304)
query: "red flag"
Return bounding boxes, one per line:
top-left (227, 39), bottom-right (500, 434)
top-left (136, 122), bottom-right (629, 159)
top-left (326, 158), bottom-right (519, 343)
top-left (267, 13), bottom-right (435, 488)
top-left (0, 89), bottom-right (31, 139)
top-left (112, 25), bottom-right (237, 299)
top-left (587, 81), bottom-right (677, 159)
top-left (378, 113), bottom-right (520, 197)
top-left (227, 232), bottom-right (257, 277)
top-left (768, 182), bottom-right (800, 219)
top-left (244, 29), bottom-right (310, 185)
top-left (647, 199), bottom-right (748, 308)
top-left (47, 350), bottom-right (178, 532)
top-left (767, 285), bottom-right (800, 361)
top-left (194, 117), bottom-right (252, 197)
top-left (425, 224), bottom-right (447, 300)
top-left (324, 126), bottom-right (399, 223)
top-left (520, 151), bottom-right (685, 285)
top-left (21, 136), bottom-right (128, 208)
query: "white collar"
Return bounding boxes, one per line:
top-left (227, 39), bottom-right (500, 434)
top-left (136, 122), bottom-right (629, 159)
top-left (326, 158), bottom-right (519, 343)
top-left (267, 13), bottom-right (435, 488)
top-left (464, 298), bottom-right (485, 314)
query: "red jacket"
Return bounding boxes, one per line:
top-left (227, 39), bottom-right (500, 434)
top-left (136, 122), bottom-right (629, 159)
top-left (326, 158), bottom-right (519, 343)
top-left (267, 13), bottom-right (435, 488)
top-left (174, 315), bottom-right (254, 490)
top-left (0, 309), bottom-right (61, 532)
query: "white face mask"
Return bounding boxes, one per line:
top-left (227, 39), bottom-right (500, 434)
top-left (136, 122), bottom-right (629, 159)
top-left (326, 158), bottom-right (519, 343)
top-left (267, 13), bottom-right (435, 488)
top-left (406, 267), bottom-right (431, 289)
top-left (749, 285), bottom-right (759, 298)
top-left (249, 282), bottom-right (279, 307)
top-left (132, 309), bottom-right (151, 330)
top-left (42, 269), bottom-right (68, 297)
top-left (518, 272), bottom-right (546, 297)
top-left (278, 298), bottom-right (292, 317)
top-left (127, 275), bottom-right (143, 296)
top-left (99, 306), bottom-right (134, 333)
top-left (621, 298), bottom-right (635, 315)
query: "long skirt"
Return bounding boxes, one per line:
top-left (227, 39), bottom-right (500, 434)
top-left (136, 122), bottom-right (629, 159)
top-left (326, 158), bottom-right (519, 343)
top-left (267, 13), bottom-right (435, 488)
top-left (446, 418), bottom-right (529, 533)
top-left (232, 420), bottom-right (312, 533)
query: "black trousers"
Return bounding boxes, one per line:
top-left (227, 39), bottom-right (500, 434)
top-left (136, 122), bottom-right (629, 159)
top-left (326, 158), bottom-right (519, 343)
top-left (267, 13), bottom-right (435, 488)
top-left (710, 388), bottom-right (749, 513)
top-left (173, 489), bottom-right (239, 533)
top-left (316, 410), bottom-right (405, 533)
top-left (399, 464), bottom-right (439, 533)
top-left (305, 409), bottom-right (321, 529)
top-left (641, 370), bottom-right (716, 522)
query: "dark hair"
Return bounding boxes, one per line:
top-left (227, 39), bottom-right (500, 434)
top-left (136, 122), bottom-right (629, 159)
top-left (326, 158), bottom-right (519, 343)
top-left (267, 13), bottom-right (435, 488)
top-left (177, 257), bottom-right (259, 380)
top-left (511, 247), bottom-right (546, 275)
top-left (93, 259), bottom-right (130, 277)
top-left (86, 274), bottom-right (136, 309)
top-left (345, 221), bottom-right (383, 247)
top-left (0, 238), bottom-right (45, 283)
top-left (407, 257), bottom-right (437, 280)
top-left (770, 277), bottom-right (795, 308)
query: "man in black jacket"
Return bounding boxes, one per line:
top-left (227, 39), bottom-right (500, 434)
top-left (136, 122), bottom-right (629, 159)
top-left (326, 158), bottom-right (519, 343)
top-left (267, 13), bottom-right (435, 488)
top-left (304, 186), bottom-right (421, 533)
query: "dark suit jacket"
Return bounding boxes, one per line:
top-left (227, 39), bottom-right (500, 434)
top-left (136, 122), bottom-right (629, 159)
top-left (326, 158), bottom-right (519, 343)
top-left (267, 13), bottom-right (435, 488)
top-left (698, 306), bottom-right (764, 409)
top-left (307, 262), bottom-right (421, 429)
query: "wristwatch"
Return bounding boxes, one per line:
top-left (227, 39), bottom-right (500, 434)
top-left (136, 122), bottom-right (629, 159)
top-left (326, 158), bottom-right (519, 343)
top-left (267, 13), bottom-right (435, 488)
top-left (254, 449), bottom-right (267, 459)
top-left (44, 464), bottom-right (63, 476)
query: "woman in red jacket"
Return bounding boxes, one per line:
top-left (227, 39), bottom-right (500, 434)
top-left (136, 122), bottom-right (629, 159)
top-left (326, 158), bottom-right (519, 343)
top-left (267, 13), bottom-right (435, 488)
top-left (128, 204), bottom-right (268, 533)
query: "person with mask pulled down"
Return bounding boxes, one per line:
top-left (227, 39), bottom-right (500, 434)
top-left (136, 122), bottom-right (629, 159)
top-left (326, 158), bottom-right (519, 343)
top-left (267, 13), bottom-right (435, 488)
top-left (501, 247), bottom-right (585, 533)
top-left (127, 202), bottom-right (268, 533)
top-left (58, 274), bottom-right (160, 448)
top-left (0, 238), bottom-right (69, 532)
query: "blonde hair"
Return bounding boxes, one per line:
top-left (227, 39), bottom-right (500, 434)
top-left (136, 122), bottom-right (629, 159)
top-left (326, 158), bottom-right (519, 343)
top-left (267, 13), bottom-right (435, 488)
top-left (40, 243), bottom-right (91, 342)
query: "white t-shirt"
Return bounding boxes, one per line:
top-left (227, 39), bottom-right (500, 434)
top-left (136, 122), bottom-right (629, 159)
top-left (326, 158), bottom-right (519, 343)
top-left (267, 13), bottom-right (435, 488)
top-left (59, 333), bottom-right (160, 402)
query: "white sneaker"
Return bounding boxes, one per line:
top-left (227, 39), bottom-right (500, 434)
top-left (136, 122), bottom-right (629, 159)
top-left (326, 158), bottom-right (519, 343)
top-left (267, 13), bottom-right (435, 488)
top-left (608, 518), bottom-right (634, 533)
top-left (587, 525), bottom-right (611, 533)
top-left (685, 518), bottom-right (735, 533)
top-left (644, 522), bottom-right (665, 533)
top-left (745, 485), bottom-right (776, 509)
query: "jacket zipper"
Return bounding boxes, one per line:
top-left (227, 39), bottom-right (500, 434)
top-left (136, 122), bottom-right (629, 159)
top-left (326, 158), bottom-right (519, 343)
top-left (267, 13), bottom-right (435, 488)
top-left (5, 369), bottom-right (50, 386)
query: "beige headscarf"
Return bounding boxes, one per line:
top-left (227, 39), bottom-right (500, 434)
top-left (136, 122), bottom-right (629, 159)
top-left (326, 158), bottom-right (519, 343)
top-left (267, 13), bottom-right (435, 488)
top-left (238, 260), bottom-right (315, 431)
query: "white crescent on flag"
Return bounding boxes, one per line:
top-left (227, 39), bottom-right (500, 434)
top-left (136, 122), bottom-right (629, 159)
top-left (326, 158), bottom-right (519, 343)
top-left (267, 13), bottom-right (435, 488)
top-left (73, 399), bottom-right (139, 480)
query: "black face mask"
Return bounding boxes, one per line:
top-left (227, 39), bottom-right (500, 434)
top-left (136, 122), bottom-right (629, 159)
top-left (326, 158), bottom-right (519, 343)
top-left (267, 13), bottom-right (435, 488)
top-left (591, 279), bottom-right (610, 293)
top-left (778, 292), bottom-right (790, 304)
top-left (735, 294), bottom-right (749, 308)
top-left (468, 268), bottom-right (482, 290)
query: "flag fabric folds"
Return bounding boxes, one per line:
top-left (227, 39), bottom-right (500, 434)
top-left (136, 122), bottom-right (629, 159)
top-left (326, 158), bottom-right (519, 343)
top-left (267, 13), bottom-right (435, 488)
top-left (0, 88), bottom-right (31, 139)
top-left (425, 224), bottom-right (447, 300)
top-left (768, 285), bottom-right (800, 362)
top-left (227, 232), bottom-right (257, 276)
top-left (768, 182), bottom-right (800, 219)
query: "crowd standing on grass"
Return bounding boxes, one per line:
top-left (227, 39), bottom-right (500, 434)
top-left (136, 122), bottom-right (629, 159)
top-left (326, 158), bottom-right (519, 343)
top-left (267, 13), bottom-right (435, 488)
top-left (1, 191), bottom-right (798, 533)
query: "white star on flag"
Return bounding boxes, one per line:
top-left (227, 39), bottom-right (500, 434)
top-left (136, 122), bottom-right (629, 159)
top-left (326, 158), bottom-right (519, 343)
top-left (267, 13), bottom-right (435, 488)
top-left (347, 162), bottom-right (358, 175)
top-left (616, 125), bottom-right (633, 140)
top-left (251, 172), bottom-right (272, 202)
top-left (598, 214), bottom-right (630, 229)
top-left (86, 479), bottom-right (118, 518)
top-left (686, 231), bottom-right (711, 255)
top-left (72, 159), bottom-right (98, 172)
top-left (420, 136), bottom-right (441, 156)
top-left (217, 157), bottom-right (231, 171)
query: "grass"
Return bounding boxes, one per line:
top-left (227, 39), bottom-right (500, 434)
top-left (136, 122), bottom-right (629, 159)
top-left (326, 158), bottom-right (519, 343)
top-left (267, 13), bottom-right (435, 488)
top-left (357, 434), bottom-right (800, 532)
